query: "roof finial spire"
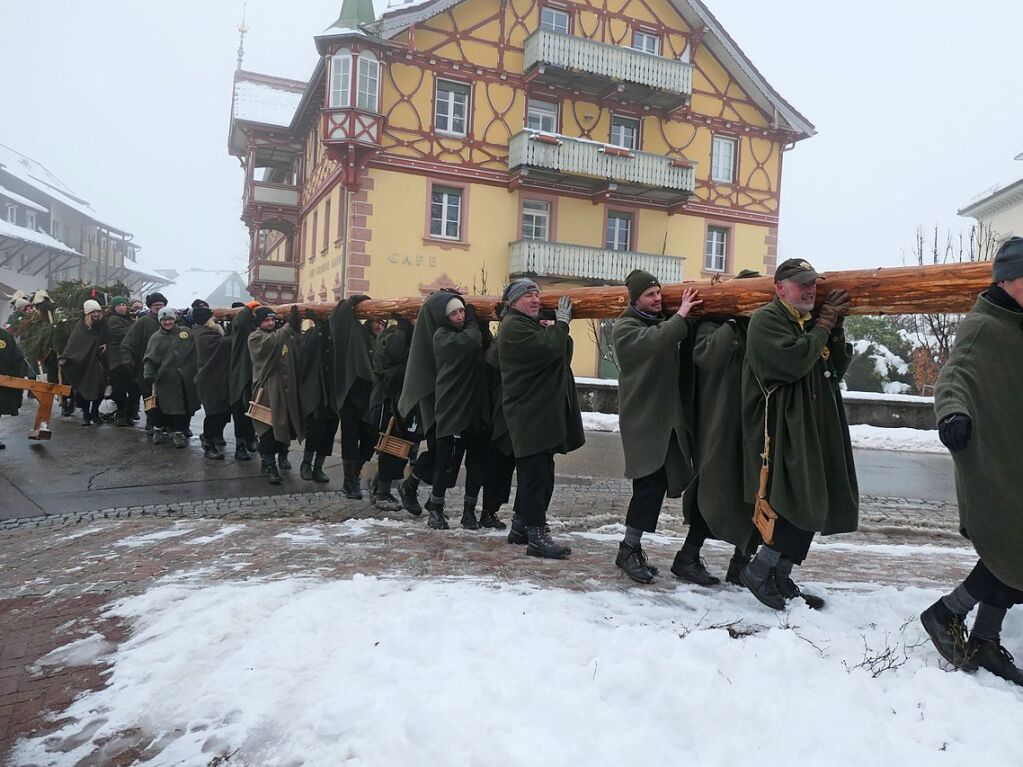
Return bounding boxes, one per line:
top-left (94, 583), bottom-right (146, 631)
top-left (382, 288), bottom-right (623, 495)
top-left (236, 2), bottom-right (249, 71)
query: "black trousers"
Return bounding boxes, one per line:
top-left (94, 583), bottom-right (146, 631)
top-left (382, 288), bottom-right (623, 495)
top-left (203, 411), bottom-right (231, 442)
top-left (964, 560), bottom-right (1023, 609)
top-left (231, 400), bottom-right (256, 444)
top-left (769, 516), bottom-right (815, 566)
top-left (480, 444), bottom-right (516, 511)
top-left (76, 393), bottom-right (101, 420)
top-left (340, 399), bottom-right (376, 463)
top-left (155, 410), bottom-right (190, 432)
top-left (109, 366), bottom-right (133, 409)
top-left (258, 429), bottom-right (288, 458)
top-left (305, 411), bottom-right (340, 456)
top-left (626, 466), bottom-right (669, 533)
top-left (514, 450), bottom-right (556, 527)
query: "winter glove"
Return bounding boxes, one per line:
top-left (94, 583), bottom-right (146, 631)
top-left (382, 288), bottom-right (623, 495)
top-left (288, 304), bottom-right (301, 331)
top-left (464, 301), bottom-right (478, 323)
top-left (555, 295), bottom-right (572, 324)
top-left (815, 290), bottom-right (852, 334)
top-left (938, 413), bottom-right (972, 453)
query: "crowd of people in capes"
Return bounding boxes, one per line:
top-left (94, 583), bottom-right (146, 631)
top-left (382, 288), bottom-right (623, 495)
top-left (2, 240), bottom-right (1023, 691)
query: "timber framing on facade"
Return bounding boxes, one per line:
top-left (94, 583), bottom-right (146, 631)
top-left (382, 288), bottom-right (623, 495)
top-left (227, 0), bottom-right (813, 375)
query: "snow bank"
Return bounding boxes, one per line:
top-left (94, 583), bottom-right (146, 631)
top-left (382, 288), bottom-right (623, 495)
top-left (581, 411), bottom-right (620, 432)
top-left (847, 425), bottom-right (945, 454)
top-left (13, 577), bottom-right (1023, 766)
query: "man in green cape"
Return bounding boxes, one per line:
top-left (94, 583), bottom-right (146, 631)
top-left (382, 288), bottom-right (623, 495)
top-left (143, 306), bottom-right (200, 448)
top-left (193, 306), bottom-right (232, 459)
top-left (330, 296), bottom-right (377, 499)
top-left (296, 307), bottom-right (338, 485)
top-left (105, 296), bottom-right (134, 427)
top-left (739, 258), bottom-right (856, 610)
top-left (368, 317), bottom-right (417, 513)
top-left (121, 292), bottom-right (166, 431)
top-left (921, 238), bottom-right (1023, 687)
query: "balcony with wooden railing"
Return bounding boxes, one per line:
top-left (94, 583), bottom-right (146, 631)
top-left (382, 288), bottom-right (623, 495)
top-left (508, 130), bottom-right (695, 208)
top-left (523, 30), bottom-right (693, 112)
top-left (242, 178), bottom-right (300, 233)
top-left (247, 259), bottom-right (299, 303)
top-left (508, 239), bottom-right (686, 284)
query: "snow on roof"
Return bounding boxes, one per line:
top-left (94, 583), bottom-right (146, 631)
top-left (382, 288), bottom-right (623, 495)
top-left (167, 269), bottom-right (244, 306)
top-left (232, 74), bottom-right (306, 128)
top-left (0, 144), bottom-right (129, 233)
top-left (0, 217), bottom-right (81, 256)
top-left (0, 185), bottom-right (48, 214)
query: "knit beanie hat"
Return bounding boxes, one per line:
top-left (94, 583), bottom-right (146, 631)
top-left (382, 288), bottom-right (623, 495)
top-left (625, 269), bottom-right (660, 303)
top-left (445, 296), bottom-right (465, 317)
top-left (735, 269), bottom-right (762, 279)
top-left (254, 306), bottom-right (276, 324)
top-left (146, 292), bottom-right (168, 307)
top-left (83, 299), bottom-right (102, 314)
top-left (993, 237), bottom-right (1023, 283)
top-left (502, 278), bottom-right (539, 306)
top-left (191, 298), bottom-right (210, 309)
top-left (110, 295), bottom-right (128, 307)
top-left (157, 306), bottom-right (176, 322)
top-left (192, 306), bottom-right (213, 325)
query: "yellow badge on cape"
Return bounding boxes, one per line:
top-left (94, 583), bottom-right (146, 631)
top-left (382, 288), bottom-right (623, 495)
top-left (178, 331), bottom-right (189, 340)
top-left (821, 346), bottom-right (831, 361)
top-left (281, 344), bottom-right (289, 357)
top-left (0, 339), bottom-right (6, 350)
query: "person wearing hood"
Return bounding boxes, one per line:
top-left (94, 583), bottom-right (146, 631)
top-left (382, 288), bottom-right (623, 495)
top-left (248, 306), bottom-right (304, 484)
top-left (122, 292), bottom-right (167, 431)
top-left (679, 269), bottom-right (764, 586)
top-left (330, 297), bottom-right (377, 498)
top-left (193, 305), bottom-right (232, 459)
top-left (105, 296), bottom-right (134, 427)
top-left (296, 306), bottom-right (338, 484)
top-left (921, 238), bottom-right (1023, 687)
top-left (611, 270), bottom-right (702, 584)
top-left (143, 306), bottom-right (199, 448)
top-left (0, 324), bottom-right (35, 449)
top-left (227, 301), bottom-right (262, 461)
top-left (368, 316), bottom-right (417, 512)
top-left (60, 299), bottom-right (109, 426)
top-left (497, 279), bottom-right (584, 559)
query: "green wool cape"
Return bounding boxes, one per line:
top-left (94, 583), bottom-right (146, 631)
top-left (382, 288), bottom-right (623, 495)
top-left (497, 309), bottom-right (584, 458)
top-left (398, 291), bottom-right (454, 432)
top-left (329, 298), bottom-right (374, 416)
top-left (741, 298), bottom-right (858, 536)
top-left (433, 313), bottom-right (483, 439)
top-left (0, 327), bottom-right (27, 415)
top-left (370, 319), bottom-right (413, 415)
top-left (249, 325), bottom-right (304, 444)
top-left (685, 318), bottom-right (757, 549)
top-left (121, 314), bottom-right (160, 388)
top-left (228, 306), bottom-right (257, 408)
top-left (484, 343), bottom-right (512, 456)
top-left (62, 317), bottom-right (108, 401)
top-left (612, 307), bottom-right (695, 498)
top-left (935, 293), bottom-right (1023, 590)
top-left (104, 313), bottom-right (132, 370)
top-left (298, 321), bottom-right (336, 421)
top-left (194, 322), bottom-right (231, 416)
top-left (143, 326), bottom-right (200, 416)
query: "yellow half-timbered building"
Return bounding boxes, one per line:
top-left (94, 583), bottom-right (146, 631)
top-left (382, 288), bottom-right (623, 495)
top-left (227, 0), bottom-right (813, 376)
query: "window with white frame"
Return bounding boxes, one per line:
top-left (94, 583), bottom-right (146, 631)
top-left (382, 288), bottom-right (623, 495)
top-left (610, 115), bottom-right (639, 150)
top-left (526, 98), bottom-right (558, 133)
top-left (26, 210), bottom-right (36, 230)
top-left (356, 54), bottom-right (380, 112)
top-left (705, 226), bottom-right (728, 272)
top-left (435, 80), bottom-right (470, 136)
top-left (632, 30), bottom-right (659, 55)
top-left (711, 135), bottom-right (737, 183)
top-left (605, 212), bottom-right (632, 252)
top-left (329, 52), bottom-right (352, 108)
top-left (540, 7), bottom-right (570, 34)
top-left (521, 200), bottom-right (551, 241)
top-left (430, 185), bottom-right (463, 240)
top-left (4, 205), bottom-right (15, 224)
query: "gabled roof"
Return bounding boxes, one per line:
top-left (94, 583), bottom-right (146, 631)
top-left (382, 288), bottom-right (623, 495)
top-left (959, 176), bottom-right (1023, 220)
top-left (168, 269), bottom-right (247, 307)
top-left (371, 0), bottom-right (815, 139)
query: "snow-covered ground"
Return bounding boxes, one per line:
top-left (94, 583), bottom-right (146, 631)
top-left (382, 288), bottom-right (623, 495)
top-left (13, 574), bottom-right (1023, 766)
top-left (581, 412), bottom-right (946, 454)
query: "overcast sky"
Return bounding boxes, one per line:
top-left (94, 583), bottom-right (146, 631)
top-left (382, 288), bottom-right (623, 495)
top-left (2, 0), bottom-right (1021, 277)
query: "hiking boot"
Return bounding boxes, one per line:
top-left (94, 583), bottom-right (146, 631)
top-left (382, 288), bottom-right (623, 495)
top-left (966, 637), bottom-right (1023, 685)
top-left (460, 503), bottom-right (480, 530)
top-left (507, 514), bottom-right (528, 545)
top-left (398, 477), bottom-right (422, 516)
top-left (342, 460), bottom-right (363, 500)
top-left (635, 544), bottom-right (659, 576)
top-left (776, 572), bottom-right (825, 610)
top-left (670, 552), bottom-right (720, 587)
top-left (526, 526), bottom-right (571, 559)
top-left (261, 456), bottom-right (282, 485)
top-left (478, 508), bottom-right (506, 530)
top-left (235, 444), bottom-right (252, 461)
top-left (921, 601), bottom-right (976, 670)
top-left (740, 565), bottom-right (786, 611)
top-left (204, 443), bottom-right (224, 460)
top-left (426, 499), bottom-right (449, 530)
top-left (172, 431), bottom-right (187, 449)
top-left (616, 542), bottom-right (654, 584)
top-left (311, 456), bottom-right (329, 483)
top-left (151, 427), bottom-right (167, 445)
top-left (61, 398), bottom-right (75, 417)
top-left (726, 552), bottom-right (751, 586)
top-left (372, 492), bottom-right (403, 513)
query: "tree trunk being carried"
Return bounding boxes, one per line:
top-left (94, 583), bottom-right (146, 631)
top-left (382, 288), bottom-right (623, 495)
top-left (213, 261), bottom-right (993, 321)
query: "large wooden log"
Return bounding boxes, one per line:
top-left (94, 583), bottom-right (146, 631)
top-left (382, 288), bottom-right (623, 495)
top-left (212, 261), bottom-right (993, 322)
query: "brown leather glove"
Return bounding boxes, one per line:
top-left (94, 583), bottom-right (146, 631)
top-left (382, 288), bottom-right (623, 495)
top-left (815, 290), bottom-right (852, 334)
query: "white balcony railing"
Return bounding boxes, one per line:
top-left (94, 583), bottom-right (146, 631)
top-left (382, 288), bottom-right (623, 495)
top-left (250, 260), bottom-right (298, 286)
top-left (524, 30), bottom-right (693, 98)
top-left (508, 131), bottom-right (695, 192)
top-left (248, 181), bottom-right (299, 208)
top-left (509, 240), bottom-right (686, 283)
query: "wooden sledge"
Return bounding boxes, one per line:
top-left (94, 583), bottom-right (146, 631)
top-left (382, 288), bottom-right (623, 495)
top-left (0, 374), bottom-right (73, 440)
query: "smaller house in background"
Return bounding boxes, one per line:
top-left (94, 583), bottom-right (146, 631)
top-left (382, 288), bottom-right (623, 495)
top-left (164, 269), bottom-right (253, 310)
top-left (959, 152), bottom-right (1023, 246)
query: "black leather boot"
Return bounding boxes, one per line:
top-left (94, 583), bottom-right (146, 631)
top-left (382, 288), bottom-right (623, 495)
top-left (398, 476), bottom-right (422, 516)
top-left (342, 460), bottom-right (363, 499)
top-left (311, 455), bottom-right (330, 483)
top-left (670, 551), bottom-right (721, 587)
top-left (616, 542), bottom-right (654, 583)
top-left (300, 449), bottom-right (314, 480)
top-left (478, 507), bottom-right (506, 530)
top-left (278, 450), bottom-right (292, 471)
top-left (526, 526), bottom-right (571, 559)
top-left (740, 555), bottom-right (786, 611)
top-left (507, 514), bottom-right (528, 545)
top-left (966, 637), bottom-right (1023, 684)
top-left (235, 444), bottom-right (252, 461)
top-left (426, 498), bottom-right (449, 530)
top-left (262, 455), bottom-right (282, 485)
top-left (921, 601), bottom-right (976, 670)
top-left (726, 550), bottom-right (751, 586)
top-left (460, 502), bottom-right (480, 530)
